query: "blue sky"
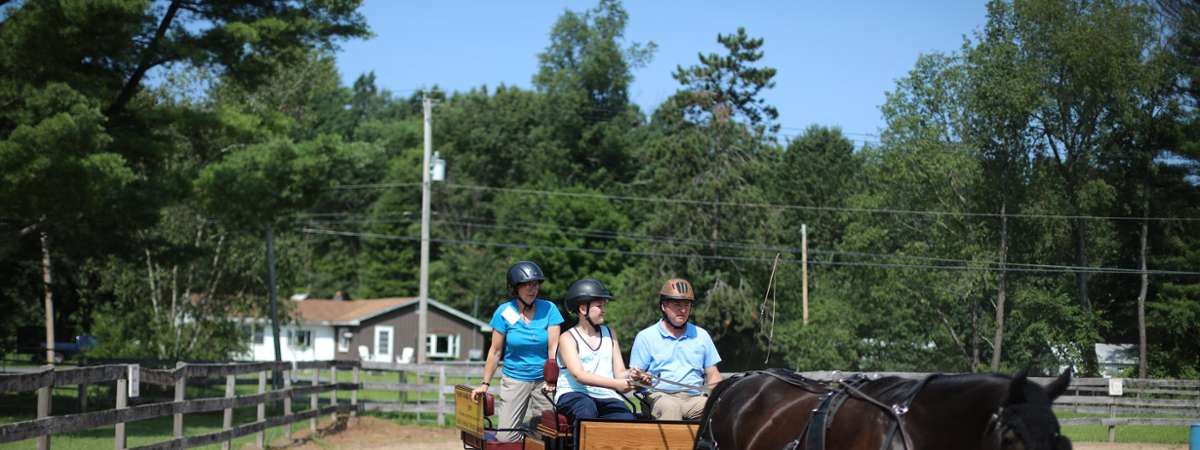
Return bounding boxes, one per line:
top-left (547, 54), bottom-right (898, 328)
top-left (335, 1), bottom-right (991, 144)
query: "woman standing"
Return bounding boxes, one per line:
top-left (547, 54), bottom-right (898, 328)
top-left (471, 261), bottom-right (563, 442)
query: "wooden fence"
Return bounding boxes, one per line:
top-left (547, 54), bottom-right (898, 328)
top-left (355, 361), bottom-right (489, 421)
top-left (4, 363), bottom-right (1197, 447)
top-left (0, 361), bottom-right (361, 450)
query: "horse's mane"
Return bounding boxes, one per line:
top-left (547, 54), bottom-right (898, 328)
top-left (862, 372), bottom-right (1013, 405)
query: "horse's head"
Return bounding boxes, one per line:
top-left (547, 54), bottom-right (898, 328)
top-left (988, 368), bottom-right (1072, 450)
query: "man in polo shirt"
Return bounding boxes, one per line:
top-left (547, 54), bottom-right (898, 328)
top-left (628, 278), bottom-right (722, 421)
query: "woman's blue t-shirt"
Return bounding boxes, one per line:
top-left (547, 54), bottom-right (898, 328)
top-left (489, 298), bottom-right (564, 381)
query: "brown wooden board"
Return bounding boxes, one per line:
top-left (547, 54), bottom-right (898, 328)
top-left (525, 436), bottom-right (546, 450)
top-left (454, 384), bottom-right (484, 438)
top-left (576, 420), bottom-right (698, 450)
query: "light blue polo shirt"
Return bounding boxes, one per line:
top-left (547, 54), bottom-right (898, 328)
top-left (629, 321), bottom-right (721, 394)
top-left (490, 298), bottom-right (564, 382)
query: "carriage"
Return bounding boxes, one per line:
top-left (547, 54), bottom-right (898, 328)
top-left (454, 360), bottom-right (700, 450)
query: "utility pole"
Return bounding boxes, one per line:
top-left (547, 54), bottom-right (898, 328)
top-left (417, 96), bottom-right (432, 364)
top-left (802, 224), bottom-right (808, 326)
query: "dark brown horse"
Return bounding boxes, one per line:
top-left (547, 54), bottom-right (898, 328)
top-left (695, 368), bottom-right (1072, 450)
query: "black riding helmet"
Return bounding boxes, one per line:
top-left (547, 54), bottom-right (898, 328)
top-left (506, 261), bottom-right (546, 290)
top-left (563, 278), bottom-right (613, 315)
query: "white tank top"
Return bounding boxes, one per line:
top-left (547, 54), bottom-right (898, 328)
top-left (555, 326), bottom-right (620, 401)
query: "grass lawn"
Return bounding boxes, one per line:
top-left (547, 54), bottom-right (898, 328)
top-left (1061, 424), bottom-right (1190, 444)
top-left (1056, 411), bottom-right (1194, 444)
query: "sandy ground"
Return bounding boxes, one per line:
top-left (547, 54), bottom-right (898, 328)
top-left (266, 417), bottom-right (1188, 450)
top-left (271, 417), bottom-right (461, 450)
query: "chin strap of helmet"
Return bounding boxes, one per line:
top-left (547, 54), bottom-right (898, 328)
top-left (517, 296), bottom-right (535, 315)
top-left (580, 301), bottom-right (601, 330)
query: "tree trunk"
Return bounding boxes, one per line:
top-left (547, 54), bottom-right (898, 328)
top-left (40, 230), bottom-right (56, 367)
top-left (991, 203), bottom-right (1008, 371)
top-left (1137, 184), bottom-right (1150, 379)
top-left (266, 224), bottom-right (283, 388)
top-left (971, 294), bottom-right (980, 373)
top-left (1073, 216), bottom-right (1092, 314)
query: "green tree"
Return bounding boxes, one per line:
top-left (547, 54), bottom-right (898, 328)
top-left (533, 0), bottom-right (655, 184)
top-left (671, 27), bottom-right (779, 136)
top-left (0, 0), bottom-right (369, 360)
top-left (624, 28), bottom-right (784, 367)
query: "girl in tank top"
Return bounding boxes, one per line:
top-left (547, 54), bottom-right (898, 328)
top-left (554, 279), bottom-right (636, 428)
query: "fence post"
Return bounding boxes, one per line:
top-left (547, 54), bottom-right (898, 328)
top-left (437, 365), bottom-right (446, 426)
top-left (115, 377), bottom-right (127, 450)
top-left (398, 369), bottom-right (406, 413)
top-left (330, 366), bottom-right (338, 424)
top-left (283, 368), bottom-right (293, 443)
top-left (37, 376), bottom-right (50, 450)
top-left (221, 374), bottom-right (235, 450)
top-left (351, 366), bottom-right (360, 421)
top-left (257, 370), bottom-right (267, 448)
top-left (78, 382), bottom-right (88, 413)
top-left (310, 368), bottom-right (318, 432)
top-left (416, 367), bottom-right (423, 424)
top-left (173, 362), bottom-right (186, 439)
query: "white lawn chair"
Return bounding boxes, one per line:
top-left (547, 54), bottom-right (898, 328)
top-left (357, 345), bottom-right (371, 362)
top-left (397, 347), bottom-right (414, 364)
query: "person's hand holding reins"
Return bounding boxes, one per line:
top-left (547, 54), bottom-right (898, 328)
top-left (627, 368), bottom-right (653, 386)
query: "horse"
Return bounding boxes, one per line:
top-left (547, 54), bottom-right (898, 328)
top-left (694, 368), bottom-right (1073, 450)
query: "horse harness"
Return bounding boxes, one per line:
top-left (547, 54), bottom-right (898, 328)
top-left (711, 369), bottom-right (938, 450)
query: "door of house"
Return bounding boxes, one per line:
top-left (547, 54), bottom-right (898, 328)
top-left (374, 325), bottom-right (394, 363)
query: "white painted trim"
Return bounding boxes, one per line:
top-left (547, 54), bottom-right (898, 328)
top-left (373, 325), bottom-right (394, 363)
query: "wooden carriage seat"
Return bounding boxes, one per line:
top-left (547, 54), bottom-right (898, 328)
top-left (538, 360), bottom-right (572, 435)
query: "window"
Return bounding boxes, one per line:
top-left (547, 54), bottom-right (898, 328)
top-left (337, 329), bottom-right (351, 353)
top-left (253, 326), bottom-right (264, 345)
top-left (289, 329), bottom-right (312, 348)
top-left (426, 334), bottom-right (460, 359)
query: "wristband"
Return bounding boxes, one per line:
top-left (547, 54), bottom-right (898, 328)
top-left (481, 381), bottom-right (490, 386)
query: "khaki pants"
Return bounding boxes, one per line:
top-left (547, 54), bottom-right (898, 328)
top-left (497, 377), bottom-right (552, 442)
top-left (645, 391), bottom-right (707, 421)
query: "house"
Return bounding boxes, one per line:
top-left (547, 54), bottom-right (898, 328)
top-left (236, 296), bottom-right (491, 363)
top-left (1094, 343), bottom-right (1137, 378)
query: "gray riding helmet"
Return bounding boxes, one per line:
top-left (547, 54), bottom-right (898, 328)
top-left (563, 278), bottom-right (613, 314)
top-left (507, 261), bottom-right (546, 289)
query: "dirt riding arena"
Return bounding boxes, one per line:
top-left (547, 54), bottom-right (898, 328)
top-left (269, 417), bottom-right (1187, 450)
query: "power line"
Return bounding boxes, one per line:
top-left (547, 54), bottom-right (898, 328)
top-left (328, 182), bottom-right (1200, 223)
top-left (299, 226), bottom-right (1200, 276)
top-left (302, 214), bottom-right (1190, 274)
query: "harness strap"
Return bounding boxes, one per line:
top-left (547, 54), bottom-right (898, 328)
top-left (794, 374), bottom-right (870, 450)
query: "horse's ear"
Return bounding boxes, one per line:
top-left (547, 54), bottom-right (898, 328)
top-left (1006, 368), bottom-right (1030, 404)
top-left (1045, 367), bottom-right (1072, 401)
